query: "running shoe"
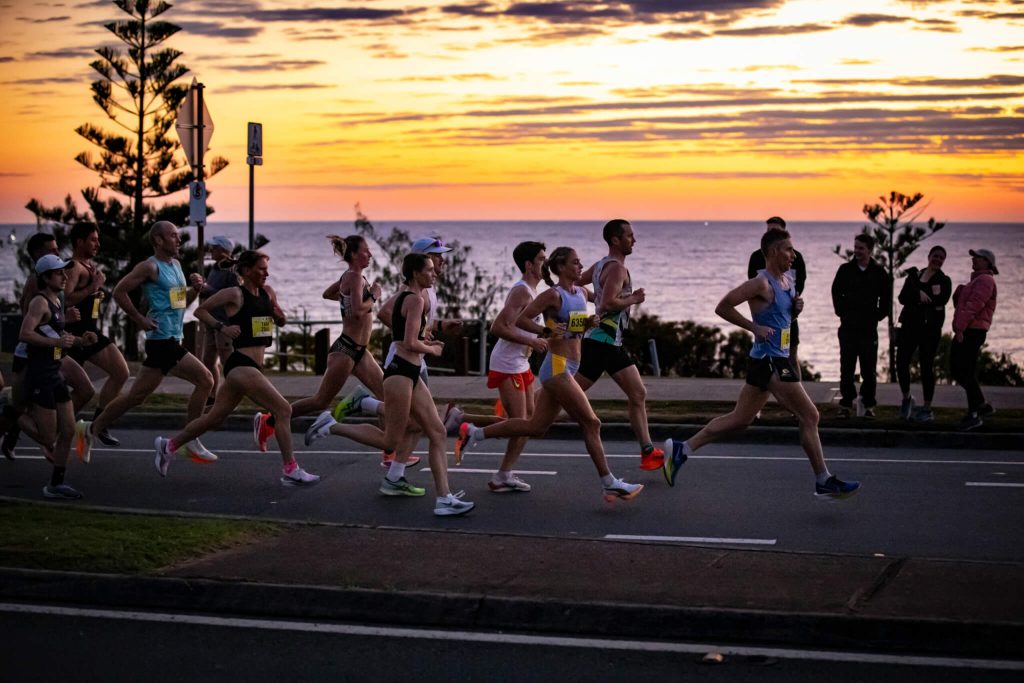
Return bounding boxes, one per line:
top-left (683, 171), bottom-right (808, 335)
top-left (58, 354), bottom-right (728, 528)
top-left (305, 411), bottom-right (336, 446)
top-left (958, 413), bottom-right (983, 431)
top-left (899, 396), bottom-right (915, 420)
top-left (42, 483), bottom-right (83, 500)
top-left (639, 446), bottom-right (665, 471)
top-left (380, 450), bottom-right (421, 468)
top-left (454, 422), bottom-right (478, 465)
top-left (253, 411), bottom-right (275, 452)
top-left (663, 438), bottom-right (689, 487)
top-left (95, 426), bottom-right (120, 446)
top-left (434, 493), bottom-right (475, 516)
top-left (1, 428), bottom-right (17, 460)
top-left (153, 436), bottom-right (173, 477)
top-left (74, 420), bottom-right (93, 464)
top-left (979, 403), bottom-right (996, 418)
top-left (863, 408), bottom-right (876, 419)
top-left (379, 476), bottom-right (426, 497)
top-left (180, 439), bottom-right (218, 464)
top-left (912, 406), bottom-right (934, 423)
top-left (814, 475), bottom-right (861, 500)
top-left (332, 386), bottom-right (369, 421)
top-left (488, 474), bottom-right (532, 493)
top-left (442, 402), bottom-right (465, 435)
top-left (603, 478), bottom-right (644, 502)
top-left (836, 406), bottom-right (851, 419)
top-left (281, 466), bottom-right (320, 487)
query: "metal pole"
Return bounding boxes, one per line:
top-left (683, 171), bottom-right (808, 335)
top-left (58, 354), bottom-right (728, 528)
top-left (648, 338), bottom-right (660, 377)
top-left (248, 163), bottom-right (255, 250)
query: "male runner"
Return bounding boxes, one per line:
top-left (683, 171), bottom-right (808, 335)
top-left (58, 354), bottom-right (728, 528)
top-left (74, 221), bottom-right (216, 463)
top-left (663, 228), bottom-right (860, 500)
top-left (63, 222), bottom-right (130, 446)
top-left (576, 219), bottom-right (663, 470)
top-left (748, 216), bottom-right (806, 379)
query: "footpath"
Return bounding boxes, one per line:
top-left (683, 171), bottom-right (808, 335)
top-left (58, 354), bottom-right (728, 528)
top-left (3, 372), bottom-right (1022, 662)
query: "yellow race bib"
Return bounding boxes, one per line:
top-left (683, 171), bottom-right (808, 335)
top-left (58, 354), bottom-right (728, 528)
top-left (169, 286), bottom-right (187, 309)
top-left (53, 346), bottom-right (63, 361)
top-left (251, 316), bottom-right (274, 338)
top-left (568, 311), bottom-right (588, 334)
top-left (91, 297), bottom-right (101, 319)
top-left (780, 327), bottom-right (791, 352)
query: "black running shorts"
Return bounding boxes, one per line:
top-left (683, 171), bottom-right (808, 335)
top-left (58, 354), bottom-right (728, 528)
top-left (577, 338), bottom-right (636, 382)
top-left (746, 355), bottom-right (799, 391)
top-left (143, 339), bottom-right (189, 375)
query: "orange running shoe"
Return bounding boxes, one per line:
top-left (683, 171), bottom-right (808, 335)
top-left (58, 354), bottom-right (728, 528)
top-left (639, 446), bottom-right (665, 471)
top-left (380, 450), bottom-right (421, 468)
top-left (253, 411), bottom-right (275, 452)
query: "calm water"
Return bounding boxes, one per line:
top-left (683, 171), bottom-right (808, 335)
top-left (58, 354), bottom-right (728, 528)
top-left (2, 220), bottom-right (1021, 380)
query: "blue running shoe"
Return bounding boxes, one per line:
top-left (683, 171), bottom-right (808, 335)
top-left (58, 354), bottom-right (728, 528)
top-left (814, 475), bottom-right (860, 500)
top-left (663, 438), bottom-right (688, 487)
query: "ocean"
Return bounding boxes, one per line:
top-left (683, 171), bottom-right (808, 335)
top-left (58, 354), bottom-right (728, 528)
top-left (1, 220), bottom-right (1021, 381)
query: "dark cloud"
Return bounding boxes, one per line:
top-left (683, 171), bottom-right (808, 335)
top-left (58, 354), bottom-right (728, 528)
top-left (2, 76), bottom-right (81, 85)
top-left (215, 59), bottom-right (326, 72)
top-left (16, 15), bottom-right (70, 23)
top-left (957, 10), bottom-right (1024, 20)
top-left (967, 45), bottom-right (1024, 52)
top-left (177, 21), bottom-right (263, 39)
top-left (841, 14), bottom-right (912, 27)
top-left (442, 0), bottom-right (784, 25)
top-left (218, 83), bottom-right (335, 94)
top-left (794, 75), bottom-right (1024, 88)
top-left (0, 172), bottom-right (30, 177)
top-left (0, 56), bottom-right (14, 63)
top-left (180, 3), bottom-right (412, 22)
top-left (914, 18), bottom-right (959, 32)
top-left (717, 22), bottom-right (835, 36)
top-left (656, 29), bottom-right (710, 40)
top-left (25, 47), bottom-right (95, 59)
top-left (620, 171), bottom-right (830, 180)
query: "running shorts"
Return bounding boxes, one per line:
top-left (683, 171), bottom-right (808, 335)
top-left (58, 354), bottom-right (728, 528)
top-left (577, 338), bottom-right (636, 382)
top-left (384, 355), bottom-right (422, 387)
top-left (224, 350), bottom-right (261, 377)
top-left (746, 355), bottom-right (799, 391)
top-left (538, 353), bottom-right (580, 385)
top-left (143, 339), bottom-right (189, 375)
top-left (487, 369), bottom-right (535, 391)
top-left (28, 375), bottom-right (71, 409)
top-left (330, 333), bottom-right (367, 364)
top-left (66, 332), bottom-right (112, 364)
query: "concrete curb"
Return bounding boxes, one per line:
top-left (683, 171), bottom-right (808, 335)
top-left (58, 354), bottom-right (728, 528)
top-left (112, 412), bottom-right (1022, 450)
top-left (1, 567), bottom-right (1021, 659)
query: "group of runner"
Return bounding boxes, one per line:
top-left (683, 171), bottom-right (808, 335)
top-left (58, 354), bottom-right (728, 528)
top-left (7, 217), bottom-right (860, 513)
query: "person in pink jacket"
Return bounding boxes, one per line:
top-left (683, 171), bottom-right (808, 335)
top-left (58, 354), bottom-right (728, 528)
top-left (950, 248), bottom-right (998, 431)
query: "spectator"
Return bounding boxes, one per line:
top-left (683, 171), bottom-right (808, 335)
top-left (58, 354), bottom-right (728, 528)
top-left (950, 248), bottom-right (998, 431)
top-left (831, 233), bottom-right (891, 418)
top-left (896, 245), bottom-right (951, 423)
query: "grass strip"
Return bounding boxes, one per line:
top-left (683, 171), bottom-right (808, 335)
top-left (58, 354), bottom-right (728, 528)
top-left (0, 500), bottom-right (281, 574)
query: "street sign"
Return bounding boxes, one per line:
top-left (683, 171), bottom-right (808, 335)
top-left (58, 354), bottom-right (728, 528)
top-left (175, 79), bottom-right (215, 172)
top-left (247, 122), bottom-right (263, 158)
top-left (189, 180), bottom-right (207, 224)
top-left (246, 156), bottom-right (263, 166)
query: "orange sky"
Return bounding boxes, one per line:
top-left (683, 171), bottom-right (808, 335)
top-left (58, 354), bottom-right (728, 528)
top-left (0, 0), bottom-right (1021, 223)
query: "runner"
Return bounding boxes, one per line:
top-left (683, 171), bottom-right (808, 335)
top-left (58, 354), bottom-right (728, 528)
top-left (483, 240), bottom-right (548, 492)
top-left (576, 219), bottom-right (663, 470)
top-left (307, 253), bottom-right (474, 516)
top-left (197, 235), bottom-right (238, 402)
top-left (155, 251), bottom-right (319, 485)
top-left (456, 246), bottom-right (644, 503)
top-left (63, 222), bottom-right (130, 447)
top-left (662, 229), bottom-right (861, 501)
top-left (74, 221), bottom-right (216, 464)
top-left (19, 254), bottom-right (97, 499)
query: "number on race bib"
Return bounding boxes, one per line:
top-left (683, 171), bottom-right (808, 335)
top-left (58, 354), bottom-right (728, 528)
top-left (251, 316), bottom-right (274, 338)
top-left (780, 327), bottom-right (791, 352)
top-left (568, 311), bottom-right (588, 334)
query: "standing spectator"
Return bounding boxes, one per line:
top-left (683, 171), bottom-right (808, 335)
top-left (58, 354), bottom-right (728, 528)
top-left (198, 236), bottom-right (237, 400)
top-left (748, 216), bottom-right (806, 378)
top-left (896, 245), bottom-right (951, 423)
top-left (831, 234), bottom-right (891, 418)
top-left (950, 248), bottom-right (998, 431)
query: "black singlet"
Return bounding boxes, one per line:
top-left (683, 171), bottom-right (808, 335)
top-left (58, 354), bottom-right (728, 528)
top-left (65, 260), bottom-right (100, 336)
top-left (226, 286), bottom-right (275, 348)
top-left (392, 291), bottom-right (427, 344)
top-left (27, 294), bottom-right (65, 374)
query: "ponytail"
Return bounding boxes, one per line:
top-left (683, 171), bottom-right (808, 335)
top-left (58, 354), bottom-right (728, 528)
top-left (327, 234), bottom-right (366, 263)
top-left (542, 246), bottom-right (573, 288)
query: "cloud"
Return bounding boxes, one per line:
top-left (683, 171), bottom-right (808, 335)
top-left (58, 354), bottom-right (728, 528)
top-left (442, 0), bottom-right (785, 25)
top-left (914, 18), bottom-right (959, 32)
top-left (656, 29), bottom-right (710, 40)
top-left (25, 47), bottom-right (96, 59)
top-left (16, 15), bottom-right (69, 23)
top-left (391, 73), bottom-right (505, 82)
top-left (218, 83), bottom-right (335, 94)
top-left (0, 56), bottom-right (14, 63)
top-left (0, 172), bottom-right (30, 177)
top-left (717, 22), bottom-right (835, 36)
top-left (177, 21), bottom-right (263, 39)
top-left (2, 76), bottom-right (82, 85)
top-left (619, 171), bottom-right (830, 180)
top-left (967, 45), bottom-right (1024, 52)
top-left (794, 74), bottom-right (1024, 88)
top-left (841, 13), bottom-right (912, 27)
top-left (215, 59), bottom-right (326, 72)
top-left (731, 64), bottom-right (801, 72)
top-left (840, 59), bottom-right (876, 65)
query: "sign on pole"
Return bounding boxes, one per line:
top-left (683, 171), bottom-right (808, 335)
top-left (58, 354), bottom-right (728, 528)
top-left (189, 180), bottom-right (207, 225)
top-left (247, 122), bottom-right (263, 249)
top-left (175, 79), bottom-right (215, 174)
top-left (247, 122), bottom-right (263, 158)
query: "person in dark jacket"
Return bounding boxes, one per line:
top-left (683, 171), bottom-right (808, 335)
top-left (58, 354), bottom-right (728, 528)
top-left (831, 233), bottom-right (891, 418)
top-left (748, 216), bottom-right (806, 378)
top-left (896, 245), bottom-right (951, 423)
top-left (950, 248), bottom-right (998, 431)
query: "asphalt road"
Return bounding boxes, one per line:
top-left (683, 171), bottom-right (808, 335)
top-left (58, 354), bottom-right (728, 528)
top-left (2, 428), bottom-right (1022, 562)
top-left (2, 605), bottom-right (1021, 683)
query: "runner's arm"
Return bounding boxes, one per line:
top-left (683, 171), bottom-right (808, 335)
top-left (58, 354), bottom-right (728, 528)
top-left (715, 278), bottom-right (773, 340)
top-left (112, 260), bottom-right (158, 328)
top-left (515, 289), bottom-right (559, 336)
top-left (490, 286), bottom-right (542, 348)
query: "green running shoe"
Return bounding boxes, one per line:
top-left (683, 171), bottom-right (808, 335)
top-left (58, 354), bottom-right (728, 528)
top-left (379, 476), bottom-right (425, 497)
top-left (332, 386), bottom-right (370, 421)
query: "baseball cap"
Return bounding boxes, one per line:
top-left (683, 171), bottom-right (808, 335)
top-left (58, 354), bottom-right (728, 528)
top-left (34, 254), bottom-right (73, 274)
top-left (411, 236), bottom-right (453, 255)
top-left (969, 248), bottom-right (998, 274)
top-left (207, 235), bottom-right (235, 251)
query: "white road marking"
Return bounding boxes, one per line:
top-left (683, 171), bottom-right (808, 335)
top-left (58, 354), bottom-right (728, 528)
top-left (965, 482), bottom-right (1024, 488)
top-left (0, 602), bottom-right (1019, 671)
top-left (605, 534), bottom-right (777, 545)
top-left (420, 468), bottom-right (557, 476)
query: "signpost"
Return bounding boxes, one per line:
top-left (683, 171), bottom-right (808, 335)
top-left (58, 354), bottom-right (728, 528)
top-left (175, 79), bottom-right (215, 251)
top-left (247, 122), bottom-right (263, 250)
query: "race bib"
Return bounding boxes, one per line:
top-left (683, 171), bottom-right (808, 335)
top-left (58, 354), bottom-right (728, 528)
top-left (780, 327), bottom-right (791, 352)
top-left (169, 286), bottom-right (187, 309)
top-left (91, 297), bottom-right (101, 319)
top-left (568, 311), bottom-right (588, 334)
top-left (53, 346), bottom-right (63, 361)
top-left (251, 316), bottom-right (274, 338)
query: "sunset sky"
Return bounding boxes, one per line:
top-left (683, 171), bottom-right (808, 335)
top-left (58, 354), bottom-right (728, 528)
top-left (0, 0), bottom-right (1021, 223)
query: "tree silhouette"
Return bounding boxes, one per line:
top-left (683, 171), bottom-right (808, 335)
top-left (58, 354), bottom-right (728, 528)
top-left (834, 191), bottom-right (946, 381)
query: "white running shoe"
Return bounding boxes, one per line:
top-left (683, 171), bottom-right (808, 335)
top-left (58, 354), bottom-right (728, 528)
top-left (182, 438), bottom-right (218, 463)
top-left (305, 411), bottom-right (336, 446)
top-left (153, 437), bottom-right (173, 477)
top-left (603, 478), bottom-right (644, 502)
top-left (281, 466), bottom-right (320, 487)
top-left (488, 474), bottom-right (532, 493)
top-left (442, 402), bottom-right (465, 435)
top-left (434, 493), bottom-right (475, 516)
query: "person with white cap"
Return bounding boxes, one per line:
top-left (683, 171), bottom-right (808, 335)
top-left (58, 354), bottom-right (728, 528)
top-left (198, 235), bottom-right (238, 399)
top-left (74, 221), bottom-right (216, 464)
top-left (19, 254), bottom-right (98, 499)
top-left (950, 248), bottom-right (999, 431)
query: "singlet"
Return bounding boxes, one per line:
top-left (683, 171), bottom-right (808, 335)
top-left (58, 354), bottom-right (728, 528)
top-left (66, 260), bottom-right (101, 336)
top-left (546, 285), bottom-right (589, 339)
top-left (226, 286), bottom-right (275, 349)
top-left (392, 291), bottom-right (427, 344)
top-left (585, 256), bottom-right (631, 346)
top-left (27, 294), bottom-right (65, 373)
top-left (142, 256), bottom-right (187, 341)
top-left (750, 269), bottom-right (795, 359)
top-left (489, 280), bottom-right (540, 374)
top-left (339, 275), bottom-right (371, 318)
